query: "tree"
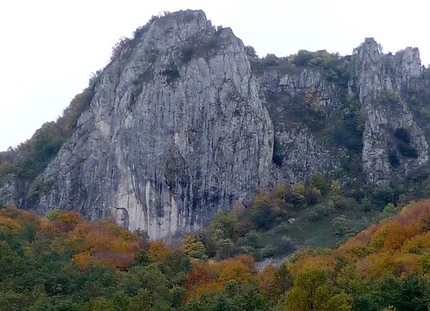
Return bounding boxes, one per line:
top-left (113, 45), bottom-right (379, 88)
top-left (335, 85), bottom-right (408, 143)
top-left (310, 172), bottom-right (328, 195)
top-left (290, 183), bottom-right (306, 208)
top-left (182, 234), bottom-right (208, 260)
top-left (148, 239), bottom-right (171, 261)
top-left (286, 267), bottom-right (351, 311)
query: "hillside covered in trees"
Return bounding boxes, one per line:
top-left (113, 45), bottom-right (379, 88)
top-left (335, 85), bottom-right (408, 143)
top-left (2, 197), bottom-right (430, 310)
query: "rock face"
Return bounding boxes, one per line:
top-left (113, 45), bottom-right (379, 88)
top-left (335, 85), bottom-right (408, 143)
top-left (2, 11), bottom-right (430, 239)
top-left (260, 67), bottom-right (344, 183)
top-left (352, 38), bottom-right (428, 183)
top-left (35, 10), bottom-right (273, 238)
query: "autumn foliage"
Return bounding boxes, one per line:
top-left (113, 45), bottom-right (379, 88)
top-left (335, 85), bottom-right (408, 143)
top-left (3, 198), bottom-right (430, 310)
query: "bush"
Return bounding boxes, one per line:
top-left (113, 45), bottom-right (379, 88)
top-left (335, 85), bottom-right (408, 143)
top-left (309, 172), bottom-right (328, 194)
top-left (388, 149), bottom-right (400, 167)
top-left (381, 90), bottom-right (398, 105)
top-left (252, 205), bottom-right (276, 231)
top-left (332, 216), bottom-right (357, 240)
top-left (394, 128), bottom-right (411, 144)
top-left (397, 142), bottom-right (418, 158)
top-left (290, 183), bottom-right (306, 208)
top-left (372, 184), bottom-right (395, 209)
top-left (181, 45), bottom-right (194, 63)
top-left (305, 205), bottom-right (328, 222)
top-left (292, 50), bottom-right (315, 67)
top-left (305, 186), bottom-right (321, 205)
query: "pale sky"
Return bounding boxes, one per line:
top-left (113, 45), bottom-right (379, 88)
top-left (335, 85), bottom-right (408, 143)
top-left (1, 0), bottom-right (429, 151)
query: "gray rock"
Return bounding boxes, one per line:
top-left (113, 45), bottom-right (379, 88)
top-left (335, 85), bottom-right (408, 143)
top-left (35, 10), bottom-right (273, 239)
top-left (352, 38), bottom-right (428, 183)
top-left (2, 13), bottom-right (430, 240)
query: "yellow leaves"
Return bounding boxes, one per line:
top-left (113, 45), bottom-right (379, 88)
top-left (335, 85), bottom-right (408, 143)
top-left (282, 199), bottom-right (430, 285)
top-left (185, 254), bottom-right (257, 299)
top-left (0, 216), bottom-right (20, 234)
top-left (219, 261), bottom-right (254, 284)
top-left (73, 251), bottom-right (91, 266)
top-left (65, 218), bottom-right (141, 269)
top-left (182, 234), bottom-right (207, 260)
top-left (148, 239), bottom-right (171, 261)
top-left (289, 254), bottom-right (333, 276)
top-left (56, 211), bottom-right (82, 226)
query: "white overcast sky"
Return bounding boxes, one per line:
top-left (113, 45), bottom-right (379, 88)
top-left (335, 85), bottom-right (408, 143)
top-left (0, 0), bottom-right (429, 151)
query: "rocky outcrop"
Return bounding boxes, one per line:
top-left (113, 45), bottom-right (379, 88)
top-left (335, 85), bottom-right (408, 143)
top-left (352, 38), bottom-right (428, 183)
top-left (260, 68), bottom-right (344, 183)
top-left (1, 11), bottom-right (430, 238)
top-left (35, 10), bottom-right (273, 239)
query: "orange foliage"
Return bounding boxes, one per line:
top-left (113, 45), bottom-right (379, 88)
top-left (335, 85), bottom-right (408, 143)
top-left (184, 255), bottom-right (258, 299)
top-left (67, 219), bottom-right (141, 269)
top-left (258, 265), bottom-right (277, 291)
top-left (218, 261), bottom-right (254, 284)
top-left (73, 251), bottom-right (92, 266)
top-left (148, 239), bottom-right (172, 261)
top-left (0, 206), bottom-right (41, 234)
top-left (292, 199), bottom-right (430, 281)
top-left (184, 262), bottom-right (212, 292)
top-left (289, 254), bottom-right (333, 276)
top-left (194, 281), bottom-right (223, 298)
top-left (51, 211), bottom-right (83, 233)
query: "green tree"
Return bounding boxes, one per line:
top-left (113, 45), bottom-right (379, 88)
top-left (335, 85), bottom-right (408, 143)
top-left (310, 172), bottom-right (328, 195)
top-left (290, 183), bottom-right (306, 208)
top-left (286, 267), bottom-right (351, 311)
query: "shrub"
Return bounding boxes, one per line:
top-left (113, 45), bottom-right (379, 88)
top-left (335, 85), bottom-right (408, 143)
top-left (252, 205), bottom-right (276, 231)
top-left (309, 172), bottom-right (328, 194)
top-left (394, 128), bottom-right (411, 144)
top-left (332, 216), bottom-right (357, 240)
top-left (397, 142), bottom-right (418, 158)
top-left (372, 184), bottom-right (395, 209)
top-left (388, 149), bottom-right (400, 167)
top-left (381, 90), bottom-right (398, 105)
top-left (181, 45), bottom-right (194, 63)
top-left (292, 50), bottom-right (315, 67)
top-left (305, 205), bottom-right (328, 222)
top-left (290, 183), bottom-right (306, 208)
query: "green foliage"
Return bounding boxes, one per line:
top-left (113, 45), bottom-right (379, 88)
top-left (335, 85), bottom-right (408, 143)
top-left (388, 149), bottom-right (400, 167)
top-left (285, 267), bottom-right (352, 311)
top-left (292, 50), bottom-right (315, 67)
top-left (252, 204), bottom-right (276, 231)
top-left (381, 90), bottom-right (398, 105)
top-left (377, 203), bottom-right (400, 221)
top-left (372, 184), bottom-right (395, 210)
top-left (290, 183), bottom-right (306, 208)
top-left (305, 205), bottom-right (328, 222)
top-left (333, 94), bottom-right (363, 152)
top-left (332, 216), bottom-right (358, 240)
top-left (309, 172), bottom-right (328, 195)
top-left (245, 45), bottom-right (258, 58)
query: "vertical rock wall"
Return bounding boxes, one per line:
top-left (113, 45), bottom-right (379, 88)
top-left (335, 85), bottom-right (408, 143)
top-left (36, 10), bottom-right (274, 238)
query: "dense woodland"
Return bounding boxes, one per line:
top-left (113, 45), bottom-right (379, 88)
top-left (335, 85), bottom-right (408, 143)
top-left (3, 190), bottom-right (430, 310)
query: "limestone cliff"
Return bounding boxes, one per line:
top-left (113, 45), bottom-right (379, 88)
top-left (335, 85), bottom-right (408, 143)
top-left (34, 10), bottom-right (273, 238)
top-left (1, 10), bottom-right (430, 239)
top-left (352, 38), bottom-right (428, 183)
